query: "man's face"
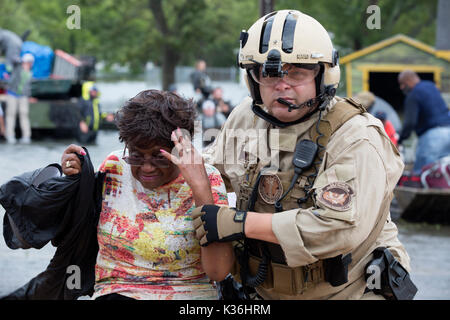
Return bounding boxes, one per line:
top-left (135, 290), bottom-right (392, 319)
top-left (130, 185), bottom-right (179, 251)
top-left (258, 64), bottom-right (318, 122)
top-left (398, 79), bottom-right (411, 95)
top-left (212, 88), bottom-right (222, 100)
top-left (22, 62), bottom-right (33, 71)
top-left (203, 106), bottom-right (215, 117)
top-left (197, 61), bottom-right (206, 71)
top-left (90, 90), bottom-right (98, 99)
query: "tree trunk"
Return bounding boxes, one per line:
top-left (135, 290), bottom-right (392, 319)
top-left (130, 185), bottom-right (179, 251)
top-left (259, 0), bottom-right (274, 17)
top-left (436, 0), bottom-right (450, 50)
top-left (69, 33), bottom-right (76, 54)
top-left (353, 37), bottom-right (363, 51)
top-left (161, 46), bottom-right (179, 91)
top-left (148, 0), bottom-right (179, 91)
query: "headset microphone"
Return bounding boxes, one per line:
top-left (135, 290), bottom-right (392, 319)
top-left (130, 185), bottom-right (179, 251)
top-left (277, 97), bottom-right (317, 112)
top-left (277, 98), bottom-right (298, 112)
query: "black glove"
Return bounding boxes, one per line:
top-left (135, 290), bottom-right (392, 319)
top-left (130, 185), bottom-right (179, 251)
top-left (192, 205), bottom-right (247, 246)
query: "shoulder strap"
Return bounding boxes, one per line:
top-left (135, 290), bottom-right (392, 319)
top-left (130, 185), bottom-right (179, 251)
top-left (297, 98), bottom-right (367, 208)
top-left (310, 97), bottom-right (366, 146)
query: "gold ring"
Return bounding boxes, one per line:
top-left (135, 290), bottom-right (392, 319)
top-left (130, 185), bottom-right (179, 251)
top-left (66, 160), bottom-right (71, 168)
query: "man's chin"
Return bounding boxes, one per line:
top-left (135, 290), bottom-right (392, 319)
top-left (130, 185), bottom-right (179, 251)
top-left (269, 105), bottom-right (302, 122)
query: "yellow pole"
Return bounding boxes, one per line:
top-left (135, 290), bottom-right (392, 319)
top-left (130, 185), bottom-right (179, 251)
top-left (346, 63), bottom-right (353, 97)
top-left (362, 68), bottom-right (369, 92)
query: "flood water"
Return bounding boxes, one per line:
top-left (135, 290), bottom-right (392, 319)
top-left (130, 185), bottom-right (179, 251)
top-left (0, 81), bottom-right (449, 300)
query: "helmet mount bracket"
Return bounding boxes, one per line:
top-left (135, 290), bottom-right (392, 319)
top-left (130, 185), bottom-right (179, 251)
top-left (262, 49), bottom-right (286, 78)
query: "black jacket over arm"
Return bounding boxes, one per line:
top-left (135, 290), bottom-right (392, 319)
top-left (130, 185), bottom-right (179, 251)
top-left (0, 148), bottom-right (105, 300)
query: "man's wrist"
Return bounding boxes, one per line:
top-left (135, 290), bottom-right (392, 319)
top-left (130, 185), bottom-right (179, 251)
top-left (244, 211), bottom-right (279, 244)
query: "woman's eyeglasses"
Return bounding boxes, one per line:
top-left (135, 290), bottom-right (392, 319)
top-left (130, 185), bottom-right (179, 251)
top-left (122, 145), bottom-right (171, 168)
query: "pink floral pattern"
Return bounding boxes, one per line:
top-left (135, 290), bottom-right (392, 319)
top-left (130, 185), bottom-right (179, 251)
top-left (92, 150), bottom-right (228, 300)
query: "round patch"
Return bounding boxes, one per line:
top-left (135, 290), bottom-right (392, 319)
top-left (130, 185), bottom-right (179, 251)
top-left (317, 182), bottom-right (354, 211)
top-left (258, 174), bottom-right (283, 204)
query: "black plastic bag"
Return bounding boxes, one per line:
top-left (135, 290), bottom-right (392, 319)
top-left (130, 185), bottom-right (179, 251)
top-left (0, 148), bottom-right (105, 300)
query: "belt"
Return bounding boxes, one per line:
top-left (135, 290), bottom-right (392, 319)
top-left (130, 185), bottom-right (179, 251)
top-left (233, 245), bottom-right (325, 295)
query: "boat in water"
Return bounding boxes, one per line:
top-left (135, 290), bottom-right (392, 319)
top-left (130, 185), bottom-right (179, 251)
top-left (391, 158), bottom-right (450, 225)
top-left (392, 187), bottom-right (450, 225)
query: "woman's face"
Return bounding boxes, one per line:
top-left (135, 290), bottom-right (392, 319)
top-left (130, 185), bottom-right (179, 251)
top-left (126, 141), bottom-right (180, 189)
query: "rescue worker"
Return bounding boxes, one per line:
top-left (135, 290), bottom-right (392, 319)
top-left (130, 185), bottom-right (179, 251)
top-left (190, 59), bottom-right (212, 100)
top-left (192, 10), bottom-right (415, 300)
top-left (78, 82), bottom-right (113, 144)
top-left (5, 53), bottom-right (35, 144)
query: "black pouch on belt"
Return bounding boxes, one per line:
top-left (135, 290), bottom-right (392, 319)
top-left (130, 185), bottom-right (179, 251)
top-left (365, 247), bottom-right (418, 300)
top-left (323, 253), bottom-right (353, 287)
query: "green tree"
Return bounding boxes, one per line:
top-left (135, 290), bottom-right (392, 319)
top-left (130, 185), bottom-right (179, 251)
top-left (275, 0), bottom-right (438, 55)
top-left (2, 0), bottom-right (439, 89)
top-left (0, 0), bottom-right (47, 44)
top-left (147, 0), bottom-right (257, 89)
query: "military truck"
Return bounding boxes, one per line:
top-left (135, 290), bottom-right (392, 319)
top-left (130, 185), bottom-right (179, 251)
top-left (0, 40), bottom-right (100, 140)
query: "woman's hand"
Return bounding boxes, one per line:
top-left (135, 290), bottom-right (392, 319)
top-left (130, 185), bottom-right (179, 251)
top-left (161, 128), bottom-right (213, 205)
top-left (61, 144), bottom-right (86, 175)
top-left (161, 129), bottom-right (233, 280)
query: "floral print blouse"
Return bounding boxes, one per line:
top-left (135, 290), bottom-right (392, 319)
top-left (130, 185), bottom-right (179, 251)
top-left (91, 150), bottom-right (228, 300)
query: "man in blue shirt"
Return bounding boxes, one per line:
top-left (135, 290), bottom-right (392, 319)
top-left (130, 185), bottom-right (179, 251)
top-left (398, 70), bottom-right (450, 175)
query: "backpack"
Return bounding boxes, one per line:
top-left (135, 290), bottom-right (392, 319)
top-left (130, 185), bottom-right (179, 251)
top-left (420, 156), bottom-right (450, 189)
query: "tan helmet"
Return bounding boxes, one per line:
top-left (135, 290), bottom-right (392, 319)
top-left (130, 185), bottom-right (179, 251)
top-left (238, 9), bottom-right (340, 106)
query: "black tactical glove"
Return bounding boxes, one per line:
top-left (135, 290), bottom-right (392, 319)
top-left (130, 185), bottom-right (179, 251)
top-left (192, 205), bottom-right (247, 246)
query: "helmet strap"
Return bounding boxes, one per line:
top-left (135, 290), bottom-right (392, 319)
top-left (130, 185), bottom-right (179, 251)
top-left (252, 100), bottom-right (319, 128)
top-left (251, 88), bottom-right (335, 128)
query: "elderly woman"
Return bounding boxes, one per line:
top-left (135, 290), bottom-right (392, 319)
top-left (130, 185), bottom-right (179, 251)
top-left (61, 89), bottom-right (233, 300)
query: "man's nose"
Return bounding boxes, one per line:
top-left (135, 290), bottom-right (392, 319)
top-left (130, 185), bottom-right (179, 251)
top-left (273, 77), bottom-right (291, 90)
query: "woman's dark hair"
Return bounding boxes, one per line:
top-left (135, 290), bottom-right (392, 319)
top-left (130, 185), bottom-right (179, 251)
top-left (115, 89), bottom-right (196, 148)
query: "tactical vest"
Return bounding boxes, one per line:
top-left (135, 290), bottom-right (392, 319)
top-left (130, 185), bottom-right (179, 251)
top-left (232, 97), bottom-right (367, 295)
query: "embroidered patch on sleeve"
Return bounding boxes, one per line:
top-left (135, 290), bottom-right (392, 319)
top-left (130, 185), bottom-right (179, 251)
top-left (317, 182), bottom-right (354, 211)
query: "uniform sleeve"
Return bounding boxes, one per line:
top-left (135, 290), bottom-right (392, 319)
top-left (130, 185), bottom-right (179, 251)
top-left (272, 138), bottom-right (389, 267)
top-left (78, 100), bottom-right (86, 118)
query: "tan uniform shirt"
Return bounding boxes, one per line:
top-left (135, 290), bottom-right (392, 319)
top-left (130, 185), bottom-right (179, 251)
top-left (203, 96), bottom-right (411, 299)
